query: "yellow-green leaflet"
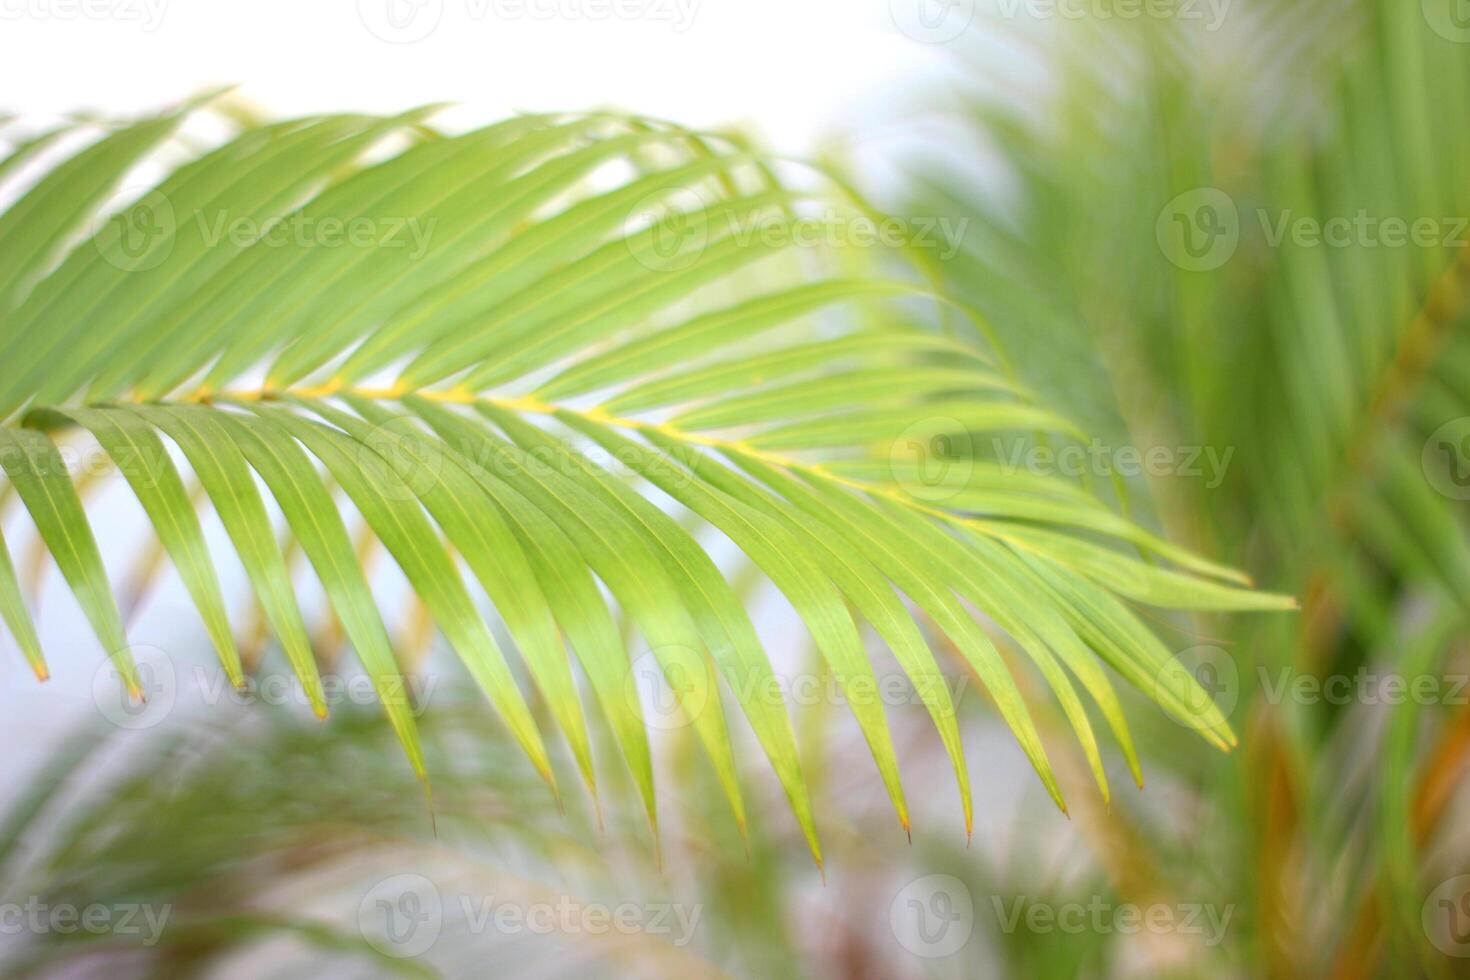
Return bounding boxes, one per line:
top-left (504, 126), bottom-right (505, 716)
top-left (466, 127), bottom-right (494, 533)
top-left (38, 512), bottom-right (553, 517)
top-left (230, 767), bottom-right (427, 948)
top-left (244, 403), bottom-right (554, 795)
top-left (0, 522), bottom-right (44, 679)
top-left (208, 407), bottom-right (430, 783)
top-left (0, 426), bottom-right (138, 697)
top-left (129, 404), bottom-right (329, 718)
top-left (60, 407), bottom-right (243, 687)
top-left (306, 396), bottom-right (597, 801)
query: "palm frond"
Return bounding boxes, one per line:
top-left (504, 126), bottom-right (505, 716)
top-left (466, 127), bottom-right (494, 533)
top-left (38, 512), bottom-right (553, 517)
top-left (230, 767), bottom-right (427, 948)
top-left (0, 97), bottom-right (1288, 860)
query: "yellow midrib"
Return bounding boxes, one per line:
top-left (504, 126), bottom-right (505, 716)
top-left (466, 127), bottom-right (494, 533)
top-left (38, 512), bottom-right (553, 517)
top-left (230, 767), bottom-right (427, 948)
top-left (188, 381), bottom-right (995, 539)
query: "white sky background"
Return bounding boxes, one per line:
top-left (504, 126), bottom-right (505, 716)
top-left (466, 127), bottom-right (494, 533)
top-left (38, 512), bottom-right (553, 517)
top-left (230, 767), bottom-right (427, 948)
top-left (0, 0), bottom-right (966, 156)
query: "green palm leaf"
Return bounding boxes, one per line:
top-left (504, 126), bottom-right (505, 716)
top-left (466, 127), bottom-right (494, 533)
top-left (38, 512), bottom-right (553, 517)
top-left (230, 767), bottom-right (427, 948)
top-left (0, 97), bottom-right (1289, 860)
